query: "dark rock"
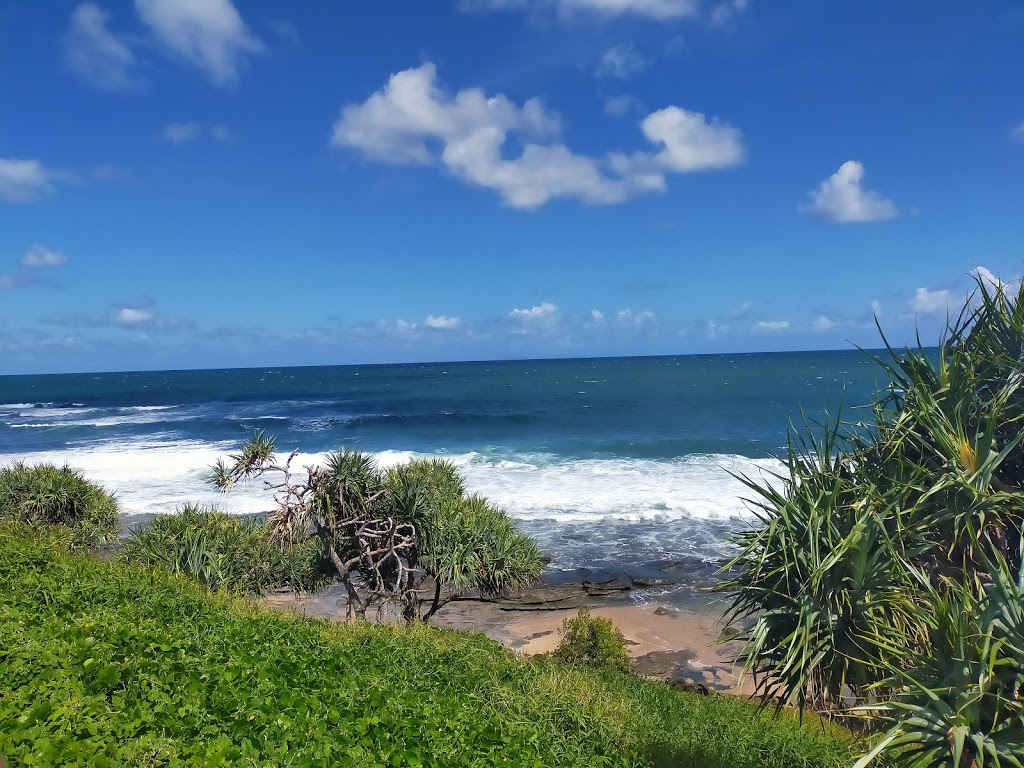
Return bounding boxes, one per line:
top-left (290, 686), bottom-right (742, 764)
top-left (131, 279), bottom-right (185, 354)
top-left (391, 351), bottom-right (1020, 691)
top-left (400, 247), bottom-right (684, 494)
top-left (583, 575), bottom-right (632, 595)
top-left (629, 576), bottom-right (676, 588)
top-left (651, 560), bottom-right (686, 572)
top-left (667, 679), bottom-right (713, 696)
top-left (483, 584), bottom-right (588, 611)
top-left (653, 606), bottom-right (680, 617)
top-left (632, 649), bottom-right (695, 678)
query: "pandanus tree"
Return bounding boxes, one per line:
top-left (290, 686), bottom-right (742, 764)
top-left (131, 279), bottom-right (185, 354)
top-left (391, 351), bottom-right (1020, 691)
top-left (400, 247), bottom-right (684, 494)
top-left (718, 273), bottom-right (1024, 766)
top-left (211, 435), bottom-right (543, 623)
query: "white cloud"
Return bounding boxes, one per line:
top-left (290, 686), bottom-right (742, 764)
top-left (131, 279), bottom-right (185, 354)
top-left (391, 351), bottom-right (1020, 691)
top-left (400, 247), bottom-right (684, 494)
top-left (463, 0), bottom-right (700, 19)
top-left (591, 309), bottom-right (605, 322)
top-left (970, 266), bottom-right (1020, 302)
top-left (424, 314), bottom-right (462, 330)
top-left (333, 63), bottom-right (744, 209)
top-left (510, 302), bottom-right (559, 321)
top-left (1011, 121), bottom-right (1024, 143)
top-left (615, 308), bottom-right (655, 327)
top-left (753, 320), bottom-right (790, 332)
top-left (710, 0), bottom-right (749, 25)
top-left (117, 307), bottom-right (154, 325)
top-left (0, 159), bottom-right (55, 203)
top-left (161, 122), bottom-right (233, 145)
top-left (871, 299), bottom-right (882, 317)
top-left (707, 320), bottom-right (729, 338)
top-left (610, 106), bottom-right (745, 174)
top-left (910, 287), bottom-right (951, 315)
top-left (22, 247), bottom-right (67, 269)
top-left (597, 44), bottom-right (648, 79)
top-left (603, 95), bottom-right (643, 118)
top-left (802, 160), bottom-right (898, 223)
top-left (162, 122), bottom-right (202, 145)
top-left (64, 3), bottom-right (139, 90)
top-left (135, 0), bottom-right (263, 86)
top-left (811, 315), bottom-right (835, 332)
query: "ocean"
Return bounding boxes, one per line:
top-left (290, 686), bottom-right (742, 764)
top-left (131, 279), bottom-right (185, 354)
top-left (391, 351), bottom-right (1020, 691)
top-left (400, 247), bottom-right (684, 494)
top-left (0, 351), bottom-right (884, 604)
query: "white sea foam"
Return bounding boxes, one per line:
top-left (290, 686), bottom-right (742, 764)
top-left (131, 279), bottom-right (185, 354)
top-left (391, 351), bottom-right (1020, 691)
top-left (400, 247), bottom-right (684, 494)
top-left (9, 412), bottom-right (184, 428)
top-left (0, 441), bottom-right (781, 526)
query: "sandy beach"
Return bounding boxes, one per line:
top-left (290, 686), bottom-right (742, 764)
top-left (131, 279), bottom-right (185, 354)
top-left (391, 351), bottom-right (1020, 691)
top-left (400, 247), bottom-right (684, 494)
top-left (264, 585), bottom-right (751, 696)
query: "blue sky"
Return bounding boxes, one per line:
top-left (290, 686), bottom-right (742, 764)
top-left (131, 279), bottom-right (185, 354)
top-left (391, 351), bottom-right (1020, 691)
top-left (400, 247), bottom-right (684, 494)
top-left (1, 1), bottom-right (1022, 374)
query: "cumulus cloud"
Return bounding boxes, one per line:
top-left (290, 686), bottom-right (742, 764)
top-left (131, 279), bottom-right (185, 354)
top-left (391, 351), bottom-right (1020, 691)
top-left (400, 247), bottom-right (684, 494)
top-left (21, 247), bottom-right (67, 269)
top-left (910, 287), bottom-right (952, 315)
top-left (333, 63), bottom-right (743, 209)
top-left (610, 106), bottom-right (745, 174)
top-left (462, 0), bottom-right (700, 19)
top-left (64, 3), bottom-right (139, 90)
top-left (753, 320), bottom-right (790, 332)
top-left (802, 160), bottom-right (899, 223)
top-left (117, 307), bottom-right (154, 325)
top-left (591, 309), bottom-right (605, 322)
top-left (0, 159), bottom-right (55, 203)
top-left (135, 0), bottom-right (264, 86)
top-left (44, 299), bottom-right (191, 331)
top-left (597, 44), bottom-right (648, 79)
top-left (615, 308), bottom-right (655, 327)
top-left (811, 315), bottom-right (836, 332)
top-left (424, 314), bottom-right (462, 330)
top-left (161, 122), bottom-right (233, 145)
top-left (972, 266), bottom-right (1020, 297)
top-left (707, 320), bottom-right (729, 338)
top-left (510, 302), bottom-right (559, 321)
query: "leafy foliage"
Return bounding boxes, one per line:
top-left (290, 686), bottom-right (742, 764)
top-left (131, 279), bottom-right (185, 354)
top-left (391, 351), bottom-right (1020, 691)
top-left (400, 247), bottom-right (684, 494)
top-left (212, 438), bottom-right (543, 623)
top-left (553, 608), bottom-right (633, 674)
top-left (120, 504), bottom-right (331, 594)
top-left (0, 525), bottom-right (855, 768)
top-left (855, 552), bottom-right (1024, 768)
top-left (0, 461), bottom-right (119, 546)
top-left (718, 274), bottom-right (1024, 765)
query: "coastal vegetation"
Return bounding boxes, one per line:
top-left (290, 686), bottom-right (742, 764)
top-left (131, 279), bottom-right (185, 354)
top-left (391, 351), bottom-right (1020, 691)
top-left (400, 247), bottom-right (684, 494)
top-left (553, 608), bottom-right (633, 673)
top-left (0, 461), bottom-right (118, 546)
top-left (719, 276), bottom-right (1024, 766)
top-left (121, 504), bottom-right (331, 594)
top-left (0, 524), bottom-right (855, 767)
top-left (211, 438), bottom-right (543, 623)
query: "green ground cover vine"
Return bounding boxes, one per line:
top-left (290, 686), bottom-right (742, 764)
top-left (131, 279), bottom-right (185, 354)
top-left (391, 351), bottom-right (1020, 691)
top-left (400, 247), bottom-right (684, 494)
top-left (0, 525), bottom-right (854, 768)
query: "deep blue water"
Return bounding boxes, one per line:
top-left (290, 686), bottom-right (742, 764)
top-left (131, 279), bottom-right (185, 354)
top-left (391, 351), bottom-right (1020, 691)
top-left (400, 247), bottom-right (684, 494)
top-left (0, 351), bottom-right (885, 601)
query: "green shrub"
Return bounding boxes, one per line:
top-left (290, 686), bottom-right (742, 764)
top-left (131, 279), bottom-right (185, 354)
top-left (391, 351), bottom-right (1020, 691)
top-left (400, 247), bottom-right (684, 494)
top-left (0, 461), bottom-right (119, 546)
top-left (0, 526), bottom-right (856, 767)
top-left (121, 504), bottom-right (331, 594)
top-left (554, 608), bottom-right (633, 674)
top-left (215, 442), bottom-right (543, 622)
top-left (719, 274), bottom-right (1024, 766)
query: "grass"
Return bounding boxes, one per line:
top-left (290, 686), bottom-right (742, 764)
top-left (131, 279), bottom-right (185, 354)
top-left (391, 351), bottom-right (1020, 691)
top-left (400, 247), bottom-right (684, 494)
top-left (0, 524), bottom-right (856, 767)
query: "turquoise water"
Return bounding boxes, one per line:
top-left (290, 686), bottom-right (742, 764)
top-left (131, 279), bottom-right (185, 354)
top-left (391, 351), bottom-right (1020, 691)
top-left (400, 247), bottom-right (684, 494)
top-left (0, 351), bottom-right (884, 599)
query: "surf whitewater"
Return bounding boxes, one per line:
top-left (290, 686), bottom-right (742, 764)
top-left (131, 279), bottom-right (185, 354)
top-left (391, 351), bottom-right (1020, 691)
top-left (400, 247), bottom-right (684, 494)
top-left (0, 351), bottom-right (879, 604)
